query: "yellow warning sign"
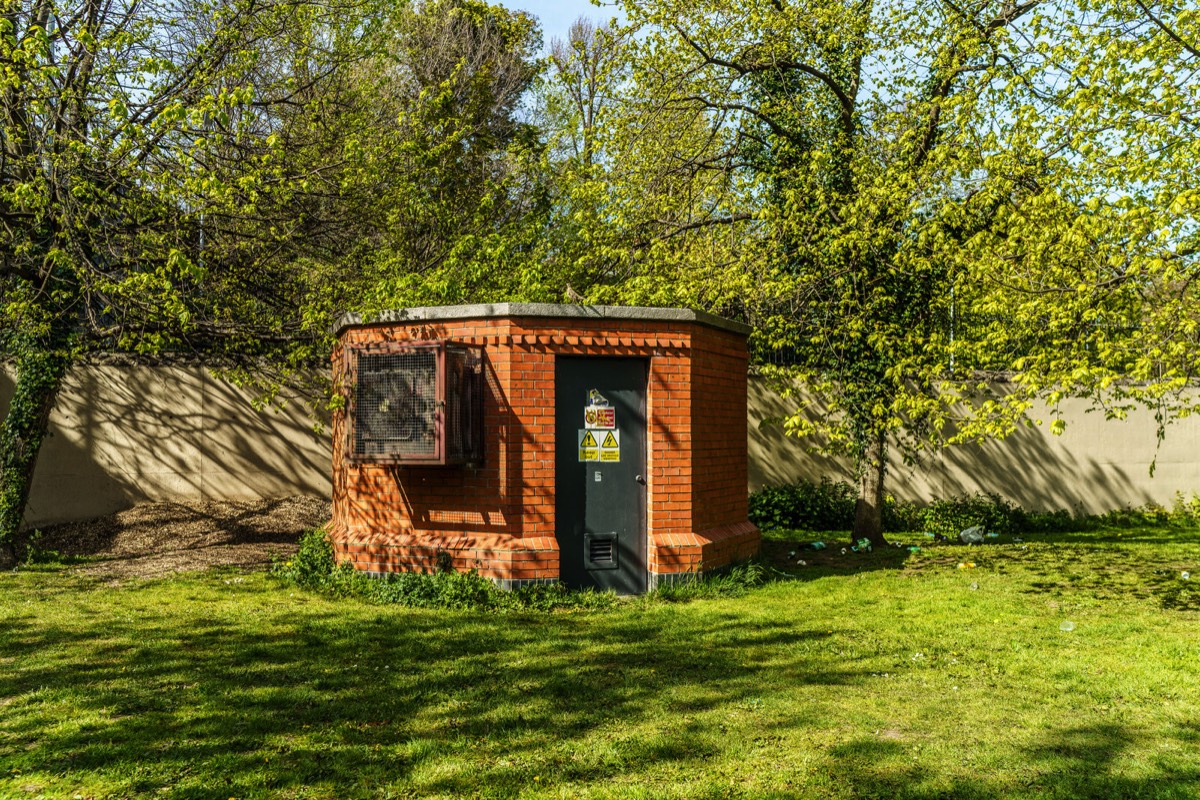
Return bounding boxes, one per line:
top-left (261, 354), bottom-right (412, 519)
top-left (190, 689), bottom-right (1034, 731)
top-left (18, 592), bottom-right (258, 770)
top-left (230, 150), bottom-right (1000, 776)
top-left (598, 428), bottom-right (620, 462)
top-left (581, 428), bottom-right (618, 462)
top-left (578, 429), bottom-right (600, 461)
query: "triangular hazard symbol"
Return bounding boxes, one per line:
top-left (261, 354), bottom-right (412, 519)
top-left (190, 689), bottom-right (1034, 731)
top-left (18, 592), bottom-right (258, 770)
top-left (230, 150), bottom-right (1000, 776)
top-left (581, 431), bottom-right (598, 447)
top-left (602, 431), bottom-right (618, 448)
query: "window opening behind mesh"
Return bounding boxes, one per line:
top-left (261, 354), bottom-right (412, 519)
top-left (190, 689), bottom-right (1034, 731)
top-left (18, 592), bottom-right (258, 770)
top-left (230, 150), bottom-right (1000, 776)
top-left (355, 350), bottom-right (439, 459)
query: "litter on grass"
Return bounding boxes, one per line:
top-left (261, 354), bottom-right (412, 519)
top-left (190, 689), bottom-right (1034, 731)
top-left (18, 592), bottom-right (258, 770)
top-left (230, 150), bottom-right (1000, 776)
top-left (959, 526), bottom-right (986, 545)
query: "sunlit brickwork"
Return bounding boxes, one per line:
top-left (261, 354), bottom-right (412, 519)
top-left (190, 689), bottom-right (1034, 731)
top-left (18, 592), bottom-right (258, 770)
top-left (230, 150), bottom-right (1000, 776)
top-left (329, 305), bottom-right (759, 588)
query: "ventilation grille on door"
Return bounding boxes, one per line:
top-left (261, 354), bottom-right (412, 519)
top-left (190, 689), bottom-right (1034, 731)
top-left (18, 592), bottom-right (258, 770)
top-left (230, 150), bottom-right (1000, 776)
top-left (347, 341), bottom-right (483, 465)
top-left (584, 532), bottom-right (618, 570)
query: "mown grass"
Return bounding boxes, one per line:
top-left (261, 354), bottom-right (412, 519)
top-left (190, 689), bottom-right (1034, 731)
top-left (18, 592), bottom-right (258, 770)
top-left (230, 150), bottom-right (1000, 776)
top-left (2, 527), bottom-right (1199, 799)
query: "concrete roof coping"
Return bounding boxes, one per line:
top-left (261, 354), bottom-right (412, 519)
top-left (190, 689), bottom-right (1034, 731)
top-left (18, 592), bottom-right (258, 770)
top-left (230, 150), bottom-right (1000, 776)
top-left (332, 303), bottom-right (752, 337)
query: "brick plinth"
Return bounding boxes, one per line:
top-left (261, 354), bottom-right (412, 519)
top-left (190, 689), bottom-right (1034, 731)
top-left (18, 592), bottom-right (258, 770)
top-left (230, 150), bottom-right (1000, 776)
top-left (328, 523), bottom-right (559, 581)
top-left (331, 304), bottom-right (760, 590)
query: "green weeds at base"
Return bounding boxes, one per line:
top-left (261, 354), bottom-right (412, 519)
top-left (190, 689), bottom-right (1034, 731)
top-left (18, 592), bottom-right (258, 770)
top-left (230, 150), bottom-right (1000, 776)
top-left (275, 529), bottom-right (768, 611)
top-left (274, 529), bottom-right (615, 612)
top-left (20, 548), bottom-right (92, 568)
top-left (6, 529), bottom-right (95, 570)
top-left (648, 560), bottom-right (768, 601)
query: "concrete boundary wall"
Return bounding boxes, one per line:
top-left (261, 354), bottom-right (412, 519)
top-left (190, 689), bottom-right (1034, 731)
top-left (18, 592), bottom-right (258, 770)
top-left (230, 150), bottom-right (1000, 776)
top-left (1, 365), bottom-right (331, 528)
top-left (3, 365), bottom-right (1198, 526)
top-left (749, 377), bottom-right (1200, 514)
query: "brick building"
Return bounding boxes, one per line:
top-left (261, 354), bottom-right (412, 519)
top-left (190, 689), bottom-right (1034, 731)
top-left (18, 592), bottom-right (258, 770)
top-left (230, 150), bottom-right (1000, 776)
top-left (328, 303), bottom-right (759, 593)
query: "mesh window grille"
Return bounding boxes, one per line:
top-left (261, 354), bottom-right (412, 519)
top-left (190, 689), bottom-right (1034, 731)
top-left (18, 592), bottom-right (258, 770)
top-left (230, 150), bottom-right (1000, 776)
top-left (355, 350), bottom-right (439, 460)
top-left (349, 341), bottom-right (484, 465)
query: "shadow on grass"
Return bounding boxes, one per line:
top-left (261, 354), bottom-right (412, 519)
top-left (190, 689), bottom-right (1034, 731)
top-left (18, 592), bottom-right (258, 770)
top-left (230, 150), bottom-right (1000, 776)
top-left (1030, 526), bottom-right (1200, 546)
top-left (0, 576), bottom-right (851, 798)
top-left (988, 530), bottom-right (1200, 612)
top-left (760, 531), bottom-right (914, 582)
top-left (824, 723), bottom-right (1200, 800)
top-left (4, 531), bottom-right (1200, 798)
top-left (762, 524), bottom-right (1200, 612)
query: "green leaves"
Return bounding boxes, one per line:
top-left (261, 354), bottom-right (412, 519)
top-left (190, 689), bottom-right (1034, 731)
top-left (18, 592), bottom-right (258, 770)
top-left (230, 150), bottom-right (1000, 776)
top-left (300, 0), bottom-right (550, 321)
top-left (624, 0), bottom-right (1193, 422)
top-left (0, 0), bottom-right (406, 538)
top-left (578, 0), bottom-right (1198, 536)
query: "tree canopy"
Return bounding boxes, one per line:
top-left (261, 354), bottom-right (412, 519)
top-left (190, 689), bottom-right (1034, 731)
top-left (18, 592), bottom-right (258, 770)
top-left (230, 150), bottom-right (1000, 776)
top-left (0, 0), bottom-right (548, 549)
top-left (555, 0), bottom-right (1200, 541)
top-left (2, 0), bottom-right (1197, 548)
top-left (310, 0), bottom-right (552, 318)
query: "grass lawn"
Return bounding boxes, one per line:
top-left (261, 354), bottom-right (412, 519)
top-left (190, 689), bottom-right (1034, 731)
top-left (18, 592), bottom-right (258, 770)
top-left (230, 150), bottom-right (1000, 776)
top-left (2, 527), bottom-right (1199, 799)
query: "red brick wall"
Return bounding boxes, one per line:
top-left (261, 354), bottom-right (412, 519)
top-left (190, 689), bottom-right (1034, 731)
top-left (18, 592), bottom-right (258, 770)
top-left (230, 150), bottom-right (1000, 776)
top-left (329, 313), bottom-right (760, 586)
top-left (646, 324), bottom-right (759, 576)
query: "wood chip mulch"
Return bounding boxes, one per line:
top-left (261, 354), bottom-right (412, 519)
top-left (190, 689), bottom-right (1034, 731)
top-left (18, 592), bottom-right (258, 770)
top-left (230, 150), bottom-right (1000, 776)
top-left (26, 496), bottom-right (330, 579)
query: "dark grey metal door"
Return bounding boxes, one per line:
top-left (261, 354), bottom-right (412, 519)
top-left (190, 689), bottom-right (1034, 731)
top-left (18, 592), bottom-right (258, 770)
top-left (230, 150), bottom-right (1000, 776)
top-left (555, 357), bottom-right (648, 594)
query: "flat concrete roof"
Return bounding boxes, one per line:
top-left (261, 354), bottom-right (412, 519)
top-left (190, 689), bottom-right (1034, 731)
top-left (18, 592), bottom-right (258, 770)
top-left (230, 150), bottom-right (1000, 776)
top-left (333, 303), bottom-right (752, 337)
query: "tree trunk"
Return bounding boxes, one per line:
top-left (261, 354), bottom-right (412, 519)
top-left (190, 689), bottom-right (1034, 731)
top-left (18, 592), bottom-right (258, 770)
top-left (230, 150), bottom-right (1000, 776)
top-left (0, 339), bottom-right (71, 562)
top-left (852, 430), bottom-right (888, 547)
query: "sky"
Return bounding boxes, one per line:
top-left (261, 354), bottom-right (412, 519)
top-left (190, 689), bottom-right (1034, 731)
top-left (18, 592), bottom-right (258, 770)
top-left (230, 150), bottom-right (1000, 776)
top-left (496, 0), bottom-right (625, 49)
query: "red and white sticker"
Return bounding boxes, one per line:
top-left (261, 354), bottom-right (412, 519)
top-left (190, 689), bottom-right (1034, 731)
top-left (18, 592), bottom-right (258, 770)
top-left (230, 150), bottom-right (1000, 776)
top-left (584, 405), bottom-right (616, 429)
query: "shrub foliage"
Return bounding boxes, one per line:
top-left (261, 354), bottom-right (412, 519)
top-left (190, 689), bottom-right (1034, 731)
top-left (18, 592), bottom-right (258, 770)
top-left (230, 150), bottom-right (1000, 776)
top-left (747, 479), bottom-right (858, 532)
top-left (749, 479), bottom-right (1200, 536)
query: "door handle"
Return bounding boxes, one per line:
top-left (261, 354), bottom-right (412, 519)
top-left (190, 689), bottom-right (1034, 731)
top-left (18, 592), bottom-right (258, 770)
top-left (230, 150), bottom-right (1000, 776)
top-left (635, 474), bottom-right (647, 485)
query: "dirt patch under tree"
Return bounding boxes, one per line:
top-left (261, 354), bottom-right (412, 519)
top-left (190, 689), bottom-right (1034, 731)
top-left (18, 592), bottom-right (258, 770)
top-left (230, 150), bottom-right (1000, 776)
top-left (21, 496), bottom-right (329, 579)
